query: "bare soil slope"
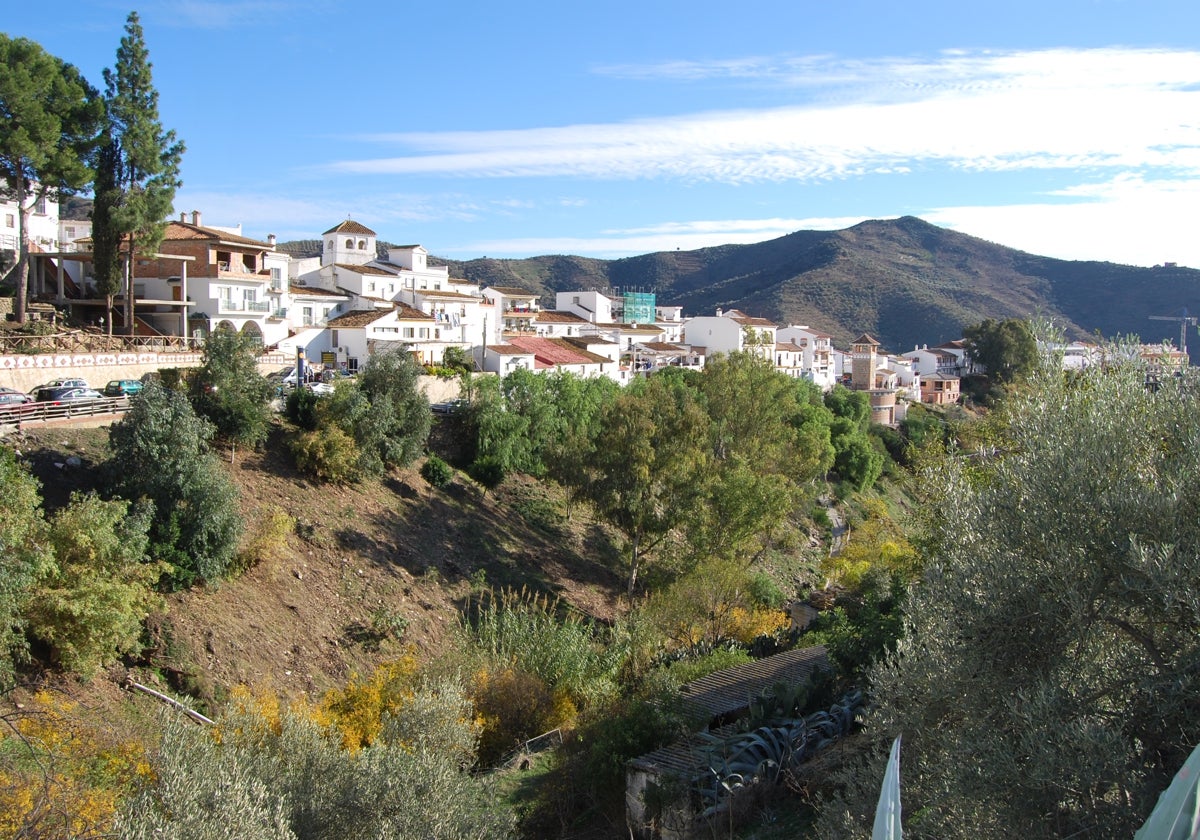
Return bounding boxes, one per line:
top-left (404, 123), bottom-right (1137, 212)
top-left (11, 422), bottom-right (626, 708)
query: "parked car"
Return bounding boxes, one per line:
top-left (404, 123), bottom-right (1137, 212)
top-left (36, 386), bottom-right (104, 405)
top-left (430, 399), bottom-right (468, 415)
top-left (0, 387), bottom-right (34, 415)
top-left (29, 378), bottom-right (88, 398)
top-left (103, 379), bottom-right (144, 397)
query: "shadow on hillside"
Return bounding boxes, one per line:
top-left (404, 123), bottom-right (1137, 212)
top-left (349, 473), bottom-right (625, 614)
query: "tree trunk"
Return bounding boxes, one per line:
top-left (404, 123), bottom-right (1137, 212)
top-left (13, 181), bottom-right (30, 324)
top-left (627, 534), bottom-right (640, 597)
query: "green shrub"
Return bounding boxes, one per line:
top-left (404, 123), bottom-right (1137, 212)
top-left (290, 426), bottom-right (361, 484)
top-left (468, 455), bottom-right (506, 491)
top-left (285, 387), bottom-right (320, 430)
top-left (420, 455), bottom-right (453, 488)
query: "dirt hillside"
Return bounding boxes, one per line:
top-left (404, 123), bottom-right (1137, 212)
top-left (9, 420), bottom-right (627, 711)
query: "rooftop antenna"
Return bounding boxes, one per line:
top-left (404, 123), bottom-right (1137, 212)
top-left (1148, 308), bottom-right (1198, 356)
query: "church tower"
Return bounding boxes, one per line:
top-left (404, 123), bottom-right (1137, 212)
top-left (322, 219), bottom-right (377, 267)
top-left (850, 333), bottom-right (881, 390)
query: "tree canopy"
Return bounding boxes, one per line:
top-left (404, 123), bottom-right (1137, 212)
top-left (93, 11), bottom-right (185, 332)
top-left (818, 348), bottom-right (1200, 838)
top-left (0, 34), bottom-right (102, 322)
top-left (107, 383), bottom-right (242, 586)
top-left (962, 317), bottom-right (1038, 384)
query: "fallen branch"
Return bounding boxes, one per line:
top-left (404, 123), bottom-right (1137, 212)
top-left (126, 680), bottom-right (215, 726)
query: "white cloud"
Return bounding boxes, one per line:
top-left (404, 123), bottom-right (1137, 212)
top-left (450, 215), bottom-right (875, 259)
top-left (327, 48), bottom-right (1200, 186)
top-left (926, 174), bottom-right (1200, 267)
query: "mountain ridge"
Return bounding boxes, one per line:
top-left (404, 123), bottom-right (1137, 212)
top-left (441, 217), bottom-right (1200, 351)
top-left (289, 217), bottom-right (1200, 352)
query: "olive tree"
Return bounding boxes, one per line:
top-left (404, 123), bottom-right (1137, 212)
top-left (816, 347), bottom-right (1200, 839)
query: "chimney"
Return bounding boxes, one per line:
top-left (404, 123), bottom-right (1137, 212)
top-left (191, 210), bottom-right (202, 227)
top-left (179, 211), bottom-right (186, 222)
top-left (267, 234), bottom-right (277, 247)
top-left (715, 307), bottom-right (723, 317)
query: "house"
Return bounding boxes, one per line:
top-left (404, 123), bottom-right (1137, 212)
top-left (776, 326), bottom-right (838, 391)
top-left (848, 333), bottom-right (902, 425)
top-left (130, 212), bottom-right (292, 345)
top-left (682, 309), bottom-right (777, 362)
top-left (920, 372), bottom-right (962, 405)
top-left (482, 335), bottom-right (620, 380)
top-left (556, 289), bottom-right (616, 324)
top-left (290, 221), bottom-right (489, 366)
top-left (533, 310), bottom-right (591, 338)
top-left (900, 344), bottom-right (962, 377)
top-left (324, 303), bottom-right (438, 368)
top-left (483, 286), bottom-right (541, 336)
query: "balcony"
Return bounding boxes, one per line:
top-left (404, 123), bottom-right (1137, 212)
top-left (218, 299), bottom-right (271, 314)
top-left (268, 308), bottom-right (288, 320)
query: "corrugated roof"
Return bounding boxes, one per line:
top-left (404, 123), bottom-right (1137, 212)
top-left (676, 645), bottom-right (829, 720)
top-left (323, 220), bottom-right (376, 236)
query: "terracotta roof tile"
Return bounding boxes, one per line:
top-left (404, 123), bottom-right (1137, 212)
top-left (488, 286), bottom-right (538, 297)
top-left (509, 336), bottom-right (610, 366)
top-left (327, 309), bottom-right (390, 327)
top-left (334, 262), bottom-right (396, 276)
top-left (732, 315), bottom-right (777, 328)
top-left (289, 284), bottom-right (348, 298)
top-left (389, 304), bottom-right (428, 321)
top-left (323, 220), bottom-right (376, 236)
top-left (163, 220), bottom-right (272, 248)
top-left (535, 311), bottom-right (589, 324)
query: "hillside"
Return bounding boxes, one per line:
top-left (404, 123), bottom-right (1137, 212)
top-left (418, 217), bottom-right (1200, 352)
top-left (13, 423), bottom-right (626, 708)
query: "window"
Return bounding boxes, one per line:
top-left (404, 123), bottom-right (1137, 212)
top-left (345, 238), bottom-right (353, 248)
top-left (367, 282), bottom-right (375, 293)
top-left (358, 239), bottom-right (366, 250)
top-left (331, 330), bottom-right (339, 345)
top-left (270, 267), bottom-right (282, 281)
top-left (402, 327), bottom-right (415, 339)
top-left (419, 328), bottom-right (430, 339)
top-left (34, 197), bottom-right (47, 215)
top-left (65, 226), bottom-right (76, 238)
top-left (4, 214), bottom-right (13, 228)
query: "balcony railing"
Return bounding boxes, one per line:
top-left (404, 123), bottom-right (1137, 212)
top-left (218, 299), bottom-right (271, 314)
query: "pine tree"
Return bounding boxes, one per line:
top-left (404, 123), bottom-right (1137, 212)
top-left (0, 35), bottom-right (102, 323)
top-left (93, 11), bottom-right (185, 333)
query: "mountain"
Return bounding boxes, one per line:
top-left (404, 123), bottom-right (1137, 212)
top-left (428, 217), bottom-right (1200, 353)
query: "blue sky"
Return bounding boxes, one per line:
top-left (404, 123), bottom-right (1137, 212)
top-left (9, 1), bottom-right (1200, 266)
